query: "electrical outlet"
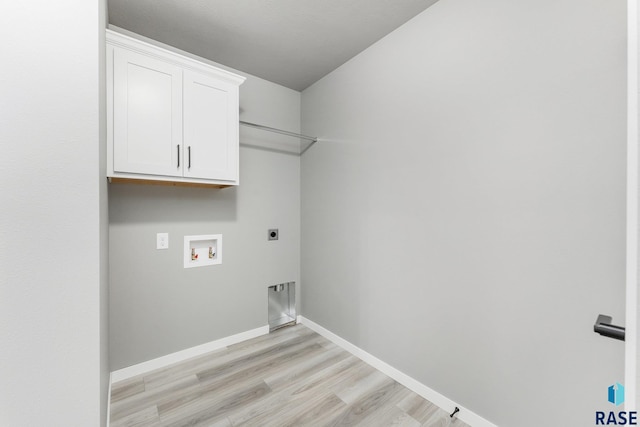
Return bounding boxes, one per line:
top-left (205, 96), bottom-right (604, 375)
top-left (157, 233), bottom-right (169, 249)
top-left (268, 229), bottom-right (279, 241)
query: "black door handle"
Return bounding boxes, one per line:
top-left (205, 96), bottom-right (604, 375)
top-left (594, 314), bottom-right (625, 341)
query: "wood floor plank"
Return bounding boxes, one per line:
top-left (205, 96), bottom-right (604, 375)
top-left (144, 332), bottom-right (323, 421)
top-left (226, 323), bottom-right (310, 352)
top-left (327, 360), bottom-right (378, 399)
top-left (227, 355), bottom-right (362, 426)
top-left (397, 392), bottom-right (441, 422)
top-left (335, 369), bottom-right (394, 404)
top-left (262, 344), bottom-right (348, 390)
top-left (155, 340), bottom-right (321, 422)
top-left (397, 392), bottom-right (468, 427)
top-left (360, 406), bottom-right (422, 427)
top-left (196, 416), bottom-right (232, 427)
top-left (450, 417), bottom-right (471, 427)
top-left (285, 355), bottom-right (362, 397)
top-left (423, 413), bottom-right (465, 427)
top-left (190, 338), bottom-right (326, 405)
top-left (349, 386), bottom-right (416, 426)
top-left (142, 347), bottom-right (229, 390)
top-left (110, 325), bottom-right (471, 427)
top-left (260, 392), bottom-right (347, 427)
top-left (328, 380), bottom-right (407, 426)
top-left (159, 381), bottom-right (272, 427)
top-left (111, 377), bottom-right (146, 404)
top-left (143, 324), bottom-right (312, 392)
top-left (110, 405), bottom-right (159, 427)
top-left (144, 326), bottom-right (308, 391)
top-left (111, 374), bottom-right (200, 423)
top-left (196, 334), bottom-right (325, 385)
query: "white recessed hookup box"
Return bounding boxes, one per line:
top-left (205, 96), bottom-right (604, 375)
top-left (184, 234), bottom-right (222, 268)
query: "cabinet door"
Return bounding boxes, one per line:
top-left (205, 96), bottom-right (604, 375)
top-left (113, 48), bottom-right (183, 177)
top-left (183, 69), bottom-right (238, 182)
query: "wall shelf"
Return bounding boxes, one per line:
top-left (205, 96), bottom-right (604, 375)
top-left (239, 120), bottom-right (318, 155)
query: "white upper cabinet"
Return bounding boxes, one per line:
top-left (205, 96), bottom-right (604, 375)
top-left (106, 30), bottom-right (245, 187)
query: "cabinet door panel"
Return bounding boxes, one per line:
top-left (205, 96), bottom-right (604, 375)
top-left (183, 70), bottom-right (238, 181)
top-left (113, 49), bottom-right (182, 177)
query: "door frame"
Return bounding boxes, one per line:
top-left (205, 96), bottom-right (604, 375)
top-left (625, 0), bottom-right (638, 411)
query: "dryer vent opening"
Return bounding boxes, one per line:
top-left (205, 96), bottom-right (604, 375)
top-left (268, 282), bottom-right (296, 332)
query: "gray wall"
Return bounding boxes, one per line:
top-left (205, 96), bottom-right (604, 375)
top-left (301, 1), bottom-right (626, 426)
top-left (109, 34), bottom-right (301, 369)
top-left (0, 1), bottom-right (105, 425)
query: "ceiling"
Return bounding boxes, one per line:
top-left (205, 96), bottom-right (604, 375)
top-left (108, 0), bottom-right (440, 91)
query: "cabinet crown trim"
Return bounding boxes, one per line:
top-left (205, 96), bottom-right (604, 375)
top-left (106, 29), bottom-right (246, 86)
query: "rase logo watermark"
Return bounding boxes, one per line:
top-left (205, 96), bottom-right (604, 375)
top-left (609, 383), bottom-right (625, 407)
top-left (596, 382), bottom-right (637, 425)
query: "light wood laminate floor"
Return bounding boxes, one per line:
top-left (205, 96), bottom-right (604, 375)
top-left (110, 324), bottom-right (470, 427)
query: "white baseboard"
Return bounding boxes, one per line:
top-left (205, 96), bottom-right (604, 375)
top-left (298, 316), bottom-right (497, 427)
top-left (110, 325), bottom-right (269, 383)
